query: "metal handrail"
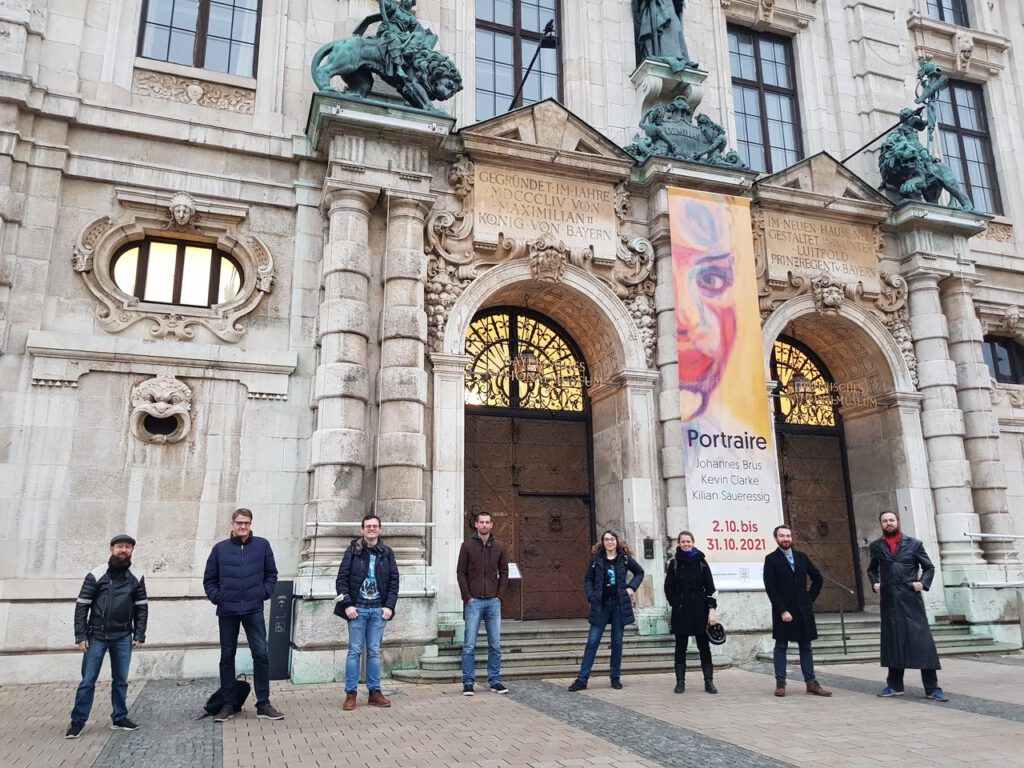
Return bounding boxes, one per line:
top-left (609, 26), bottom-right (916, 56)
top-left (820, 573), bottom-right (856, 656)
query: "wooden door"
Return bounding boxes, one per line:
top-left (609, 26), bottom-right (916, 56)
top-left (778, 431), bottom-right (860, 612)
top-left (465, 414), bottom-right (591, 620)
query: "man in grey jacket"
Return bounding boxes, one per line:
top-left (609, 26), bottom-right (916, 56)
top-left (65, 534), bottom-right (148, 739)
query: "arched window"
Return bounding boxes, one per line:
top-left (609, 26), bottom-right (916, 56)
top-left (112, 239), bottom-right (242, 308)
top-left (771, 338), bottom-right (836, 427)
top-left (464, 309), bottom-right (586, 412)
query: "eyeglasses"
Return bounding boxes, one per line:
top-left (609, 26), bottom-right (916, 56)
top-left (233, 521), bottom-right (252, 526)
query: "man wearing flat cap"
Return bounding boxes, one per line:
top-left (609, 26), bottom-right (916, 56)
top-left (65, 534), bottom-right (148, 739)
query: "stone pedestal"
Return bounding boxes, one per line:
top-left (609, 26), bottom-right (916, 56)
top-left (630, 59), bottom-right (707, 114)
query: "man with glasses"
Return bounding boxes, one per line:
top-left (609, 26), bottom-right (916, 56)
top-left (203, 508), bottom-right (284, 722)
top-left (335, 514), bottom-right (400, 710)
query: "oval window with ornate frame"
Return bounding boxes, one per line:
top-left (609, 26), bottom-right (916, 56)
top-left (112, 238), bottom-right (243, 308)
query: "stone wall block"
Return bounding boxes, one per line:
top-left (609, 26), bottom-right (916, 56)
top-left (657, 389), bottom-right (680, 423)
top-left (909, 313), bottom-right (948, 342)
top-left (378, 368), bottom-right (428, 403)
top-left (374, 498), bottom-right (427, 524)
top-left (382, 279), bottom-right (423, 308)
top-left (310, 429), bottom-right (368, 467)
top-left (323, 241), bottom-right (372, 282)
top-left (919, 408), bottom-right (965, 439)
top-left (963, 410), bottom-right (1000, 439)
top-left (315, 363), bottom-right (369, 402)
top-left (382, 306), bottom-right (427, 341)
top-left (378, 400), bottom-right (424, 434)
top-left (384, 247), bottom-right (427, 281)
top-left (377, 433), bottom-right (427, 468)
top-left (926, 459), bottom-right (972, 488)
top-left (319, 299), bottom-right (370, 340)
top-left (661, 445), bottom-right (685, 477)
top-left (380, 337), bottom-right (424, 369)
top-left (376, 470), bottom-right (425, 506)
top-left (916, 359), bottom-right (958, 388)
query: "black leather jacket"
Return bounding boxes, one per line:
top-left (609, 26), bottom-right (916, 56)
top-left (74, 565), bottom-right (148, 643)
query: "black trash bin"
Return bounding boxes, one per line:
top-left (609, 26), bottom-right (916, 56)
top-left (268, 580), bottom-right (294, 680)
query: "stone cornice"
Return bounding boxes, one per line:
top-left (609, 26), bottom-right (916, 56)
top-left (908, 11), bottom-right (1010, 80)
top-left (883, 201), bottom-right (991, 238)
top-left (633, 157), bottom-right (758, 194)
top-left (720, 0), bottom-right (819, 35)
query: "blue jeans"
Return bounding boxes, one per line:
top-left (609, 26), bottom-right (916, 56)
top-left (345, 607), bottom-right (387, 693)
top-left (70, 635), bottom-right (132, 724)
top-left (578, 600), bottom-right (624, 682)
top-left (218, 611), bottom-right (271, 708)
top-left (773, 639), bottom-right (816, 683)
top-left (462, 598), bottom-right (502, 686)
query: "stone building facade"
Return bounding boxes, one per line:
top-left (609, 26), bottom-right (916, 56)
top-left (1, 0), bottom-right (1023, 684)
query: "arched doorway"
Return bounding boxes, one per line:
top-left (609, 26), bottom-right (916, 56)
top-left (771, 336), bottom-right (864, 611)
top-left (463, 307), bottom-right (594, 620)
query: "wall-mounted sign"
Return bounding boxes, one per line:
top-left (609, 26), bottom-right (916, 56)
top-left (763, 212), bottom-right (881, 295)
top-left (473, 166), bottom-right (617, 258)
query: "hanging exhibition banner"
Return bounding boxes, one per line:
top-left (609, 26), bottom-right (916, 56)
top-left (669, 187), bottom-right (783, 590)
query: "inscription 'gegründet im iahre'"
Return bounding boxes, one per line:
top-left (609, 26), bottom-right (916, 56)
top-left (474, 166), bottom-right (617, 256)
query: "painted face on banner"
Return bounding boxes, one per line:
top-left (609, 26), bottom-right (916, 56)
top-left (673, 198), bottom-right (737, 416)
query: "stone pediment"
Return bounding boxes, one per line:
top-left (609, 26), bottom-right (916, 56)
top-left (458, 99), bottom-right (635, 180)
top-left (753, 152), bottom-right (892, 223)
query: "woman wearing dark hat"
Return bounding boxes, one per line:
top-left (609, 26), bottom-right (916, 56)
top-left (664, 530), bottom-right (718, 694)
top-left (567, 530), bottom-right (645, 692)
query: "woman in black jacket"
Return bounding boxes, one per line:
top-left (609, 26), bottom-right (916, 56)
top-left (663, 530), bottom-right (718, 694)
top-left (567, 530), bottom-right (645, 692)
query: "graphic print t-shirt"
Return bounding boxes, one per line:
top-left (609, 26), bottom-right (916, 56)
top-left (357, 552), bottom-right (383, 608)
top-left (603, 559), bottom-right (617, 602)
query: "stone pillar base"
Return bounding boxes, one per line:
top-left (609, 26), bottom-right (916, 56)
top-left (634, 606), bottom-right (668, 636)
top-left (629, 59), bottom-right (707, 114)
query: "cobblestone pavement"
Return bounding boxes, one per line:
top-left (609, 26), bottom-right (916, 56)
top-left (1, 654), bottom-right (1022, 768)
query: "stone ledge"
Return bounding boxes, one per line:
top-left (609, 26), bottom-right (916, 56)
top-left (26, 330), bottom-right (297, 399)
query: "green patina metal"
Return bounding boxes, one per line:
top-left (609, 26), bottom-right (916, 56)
top-left (310, 0), bottom-right (463, 114)
top-left (624, 96), bottom-right (746, 168)
top-left (877, 60), bottom-right (973, 211)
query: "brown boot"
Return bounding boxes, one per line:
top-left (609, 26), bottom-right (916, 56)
top-left (342, 692), bottom-right (357, 711)
top-left (774, 679), bottom-right (786, 697)
top-left (806, 680), bottom-right (832, 697)
top-left (368, 689), bottom-right (392, 707)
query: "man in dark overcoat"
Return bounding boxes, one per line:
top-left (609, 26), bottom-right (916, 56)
top-left (763, 525), bottom-right (831, 697)
top-left (867, 510), bottom-right (948, 701)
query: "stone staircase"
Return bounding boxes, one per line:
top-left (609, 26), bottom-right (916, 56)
top-left (391, 619), bottom-right (729, 683)
top-left (393, 613), bottom-right (1019, 683)
top-left (757, 612), bottom-right (1019, 665)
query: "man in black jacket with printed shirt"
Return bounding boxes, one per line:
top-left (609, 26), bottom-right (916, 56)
top-left (65, 534), bottom-right (148, 739)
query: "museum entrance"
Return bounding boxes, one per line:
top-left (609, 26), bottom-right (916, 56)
top-left (464, 308), bottom-right (594, 621)
top-left (771, 337), bottom-right (863, 612)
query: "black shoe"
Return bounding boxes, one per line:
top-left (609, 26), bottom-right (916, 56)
top-left (674, 681), bottom-right (686, 694)
top-left (462, 684), bottom-right (475, 696)
top-left (704, 680), bottom-right (718, 694)
top-left (65, 722), bottom-right (85, 739)
top-left (567, 678), bottom-right (587, 692)
top-left (610, 678), bottom-right (623, 690)
top-left (489, 682), bottom-right (509, 694)
top-left (212, 705), bottom-right (235, 723)
top-left (110, 718), bottom-right (139, 731)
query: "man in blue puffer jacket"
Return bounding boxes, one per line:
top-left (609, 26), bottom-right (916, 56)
top-left (203, 508), bottom-right (283, 722)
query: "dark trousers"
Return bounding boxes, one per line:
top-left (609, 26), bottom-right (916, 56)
top-left (673, 632), bottom-right (712, 667)
top-left (887, 667), bottom-right (939, 694)
top-left (218, 611), bottom-right (270, 708)
top-left (773, 639), bottom-right (816, 683)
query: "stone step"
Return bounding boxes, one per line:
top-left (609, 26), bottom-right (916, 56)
top-left (417, 645), bottom-right (682, 671)
top-left (760, 641), bottom-right (1020, 666)
top-left (434, 634), bottom-right (676, 657)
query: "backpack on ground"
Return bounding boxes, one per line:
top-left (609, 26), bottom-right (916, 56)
top-left (197, 675), bottom-right (251, 719)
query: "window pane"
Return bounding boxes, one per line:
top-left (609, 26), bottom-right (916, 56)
top-left (233, 8), bottom-right (258, 43)
top-left (205, 37), bottom-right (230, 73)
top-left (476, 0), bottom-right (494, 22)
top-left (168, 29), bottom-right (195, 66)
top-left (141, 26), bottom-right (170, 60)
top-left (218, 257), bottom-right (243, 303)
top-left (180, 246), bottom-right (213, 306)
top-left (171, 0), bottom-right (199, 30)
top-left (147, 0), bottom-right (174, 25)
top-left (143, 242), bottom-right (178, 303)
top-left (208, 2), bottom-right (234, 38)
top-left (113, 248), bottom-right (139, 295)
top-left (494, 0), bottom-right (513, 26)
top-left (229, 41), bottom-right (254, 76)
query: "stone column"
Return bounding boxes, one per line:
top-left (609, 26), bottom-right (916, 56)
top-left (905, 269), bottom-right (983, 565)
top-left (303, 186), bottom-right (378, 578)
top-left (940, 276), bottom-right (1017, 562)
top-left (376, 192), bottom-right (434, 566)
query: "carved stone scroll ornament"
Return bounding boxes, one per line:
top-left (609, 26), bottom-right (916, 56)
top-left (129, 375), bottom-right (193, 444)
top-left (72, 194), bottom-right (275, 342)
top-left (874, 272), bottom-right (918, 387)
top-left (498, 232), bottom-right (594, 284)
top-left (132, 70), bottom-right (255, 114)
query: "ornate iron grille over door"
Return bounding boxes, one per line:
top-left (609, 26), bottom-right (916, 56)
top-left (464, 309), bottom-right (593, 620)
top-left (772, 338), bottom-right (863, 612)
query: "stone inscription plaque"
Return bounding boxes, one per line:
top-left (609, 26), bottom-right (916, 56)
top-left (474, 166), bottom-right (617, 258)
top-left (764, 212), bottom-right (880, 295)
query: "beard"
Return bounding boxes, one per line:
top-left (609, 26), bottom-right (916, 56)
top-left (108, 554), bottom-right (132, 572)
top-left (882, 525), bottom-right (901, 538)
top-left (778, 541), bottom-right (792, 550)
